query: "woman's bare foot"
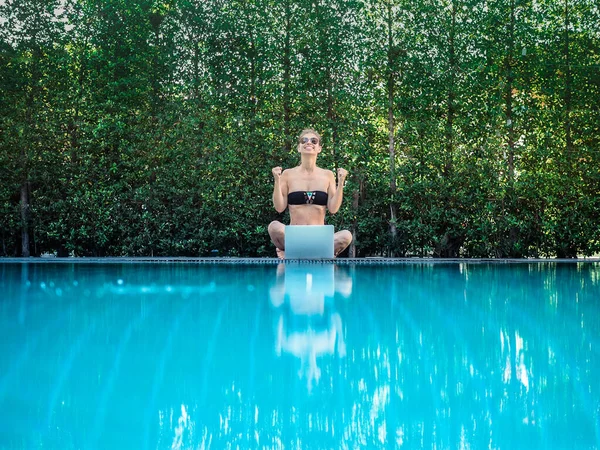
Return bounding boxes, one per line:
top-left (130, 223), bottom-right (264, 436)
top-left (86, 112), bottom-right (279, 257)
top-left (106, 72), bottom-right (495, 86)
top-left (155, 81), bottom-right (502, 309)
top-left (276, 248), bottom-right (285, 259)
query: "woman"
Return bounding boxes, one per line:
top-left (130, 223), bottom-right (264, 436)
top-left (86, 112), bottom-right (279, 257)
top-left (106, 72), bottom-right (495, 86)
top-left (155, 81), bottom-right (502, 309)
top-left (268, 128), bottom-right (352, 258)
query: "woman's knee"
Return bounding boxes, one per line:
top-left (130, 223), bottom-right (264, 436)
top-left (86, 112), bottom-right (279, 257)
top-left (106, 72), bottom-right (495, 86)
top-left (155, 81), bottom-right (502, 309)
top-left (340, 230), bottom-right (353, 245)
top-left (268, 220), bottom-right (284, 236)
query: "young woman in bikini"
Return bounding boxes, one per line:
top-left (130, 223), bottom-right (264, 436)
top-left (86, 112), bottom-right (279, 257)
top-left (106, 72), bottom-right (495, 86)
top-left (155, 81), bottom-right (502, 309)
top-left (268, 128), bottom-right (352, 258)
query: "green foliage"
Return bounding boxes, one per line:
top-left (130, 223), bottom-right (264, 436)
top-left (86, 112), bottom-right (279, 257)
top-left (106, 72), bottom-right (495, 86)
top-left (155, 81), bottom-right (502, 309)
top-left (0, 0), bottom-right (598, 257)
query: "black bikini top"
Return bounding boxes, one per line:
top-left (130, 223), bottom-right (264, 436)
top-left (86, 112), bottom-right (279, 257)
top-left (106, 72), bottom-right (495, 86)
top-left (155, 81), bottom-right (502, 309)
top-left (288, 190), bottom-right (328, 206)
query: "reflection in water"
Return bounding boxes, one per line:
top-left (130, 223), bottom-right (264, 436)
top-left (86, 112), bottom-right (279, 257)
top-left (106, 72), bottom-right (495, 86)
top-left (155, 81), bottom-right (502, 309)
top-left (1, 262), bottom-right (600, 449)
top-left (269, 264), bottom-right (351, 392)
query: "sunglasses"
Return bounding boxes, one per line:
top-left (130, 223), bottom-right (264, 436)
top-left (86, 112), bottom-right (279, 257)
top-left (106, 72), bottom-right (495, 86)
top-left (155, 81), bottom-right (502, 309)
top-left (300, 137), bottom-right (319, 145)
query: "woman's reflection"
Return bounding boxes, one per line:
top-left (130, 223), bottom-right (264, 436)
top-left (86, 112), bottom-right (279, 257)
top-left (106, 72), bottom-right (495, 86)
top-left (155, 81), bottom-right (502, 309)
top-left (269, 263), bottom-right (352, 392)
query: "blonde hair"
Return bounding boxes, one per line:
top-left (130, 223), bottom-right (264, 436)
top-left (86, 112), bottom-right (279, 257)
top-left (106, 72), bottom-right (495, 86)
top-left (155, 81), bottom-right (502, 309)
top-left (298, 128), bottom-right (321, 144)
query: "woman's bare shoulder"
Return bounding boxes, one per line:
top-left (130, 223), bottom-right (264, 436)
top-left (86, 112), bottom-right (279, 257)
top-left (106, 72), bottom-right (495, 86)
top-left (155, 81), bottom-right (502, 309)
top-left (282, 166), bottom-right (301, 177)
top-left (319, 167), bottom-right (335, 178)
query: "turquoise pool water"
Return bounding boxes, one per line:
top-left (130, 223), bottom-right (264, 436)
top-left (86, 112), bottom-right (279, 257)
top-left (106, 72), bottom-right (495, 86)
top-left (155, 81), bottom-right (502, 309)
top-left (1, 261), bottom-right (599, 449)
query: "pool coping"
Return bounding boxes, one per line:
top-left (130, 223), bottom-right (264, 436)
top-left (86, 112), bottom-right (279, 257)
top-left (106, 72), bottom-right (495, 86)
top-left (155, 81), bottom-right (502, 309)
top-left (1, 257), bottom-right (599, 264)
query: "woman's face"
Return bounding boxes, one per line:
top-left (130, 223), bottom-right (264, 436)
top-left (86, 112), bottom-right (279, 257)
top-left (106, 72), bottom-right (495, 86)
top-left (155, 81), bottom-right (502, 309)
top-left (297, 133), bottom-right (322, 155)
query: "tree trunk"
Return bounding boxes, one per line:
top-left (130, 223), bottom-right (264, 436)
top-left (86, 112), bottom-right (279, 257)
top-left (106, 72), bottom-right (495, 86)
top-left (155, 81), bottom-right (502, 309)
top-left (326, 64), bottom-right (338, 170)
top-left (561, 0), bottom-right (576, 259)
top-left (350, 189), bottom-right (359, 257)
top-left (444, 0), bottom-right (457, 176)
top-left (21, 39), bottom-right (39, 258)
top-left (387, 0), bottom-right (397, 248)
top-left (316, 0), bottom-right (337, 168)
top-left (283, 0), bottom-right (292, 153)
top-left (150, 13), bottom-right (163, 119)
top-left (248, 25), bottom-right (257, 116)
top-left (20, 180), bottom-right (30, 257)
top-left (564, 0), bottom-right (573, 156)
top-left (505, 0), bottom-right (516, 181)
top-left (193, 38), bottom-right (200, 101)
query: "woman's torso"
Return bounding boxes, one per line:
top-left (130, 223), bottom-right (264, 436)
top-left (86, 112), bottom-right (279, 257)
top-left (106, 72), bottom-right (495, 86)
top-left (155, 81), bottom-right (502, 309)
top-left (285, 167), bottom-right (331, 225)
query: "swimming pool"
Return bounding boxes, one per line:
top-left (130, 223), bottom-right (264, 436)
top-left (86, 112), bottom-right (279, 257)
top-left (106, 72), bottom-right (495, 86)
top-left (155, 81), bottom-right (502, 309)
top-left (1, 260), bottom-right (599, 449)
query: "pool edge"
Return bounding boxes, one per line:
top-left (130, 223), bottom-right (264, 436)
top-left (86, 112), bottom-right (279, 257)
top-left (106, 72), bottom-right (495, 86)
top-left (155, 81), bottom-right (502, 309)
top-left (1, 257), bottom-right (599, 264)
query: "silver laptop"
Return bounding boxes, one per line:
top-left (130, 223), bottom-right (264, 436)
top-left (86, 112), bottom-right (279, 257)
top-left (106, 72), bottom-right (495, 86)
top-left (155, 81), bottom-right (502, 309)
top-left (284, 225), bottom-right (335, 259)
